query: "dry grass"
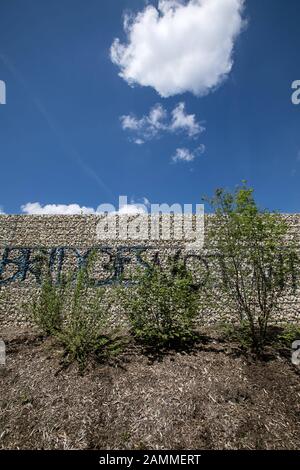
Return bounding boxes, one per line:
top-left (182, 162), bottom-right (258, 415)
top-left (0, 327), bottom-right (300, 450)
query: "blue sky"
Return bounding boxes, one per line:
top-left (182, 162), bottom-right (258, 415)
top-left (0, 0), bottom-right (300, 214)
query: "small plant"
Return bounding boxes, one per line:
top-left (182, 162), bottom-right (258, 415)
top-left (29, 273), bottom-right (64, 335)
top-left (28, 251), bottom-right (123, 369)
top-left (121, 262), bottom-right (199, 348)
top-left (57, 267), bottom-right (120, 369)
top-left (219, 321), bottom-right (253, 350)
top-left (276, 323), bottom-right (300, 348)
top-left (19, 390), bottom-right (33, 406)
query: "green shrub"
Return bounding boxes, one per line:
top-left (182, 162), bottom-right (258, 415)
top-left (56, 268), bottom-right (121, 369)
top-left (205, 182), bottom-right (299, 354)
top-left (29, 274), bottom-right (64, 335)
top-left (219, 321), bottom-right (253, 350)
top-left (28, 253), bottom-right (123, 369)
top-left (121, 263), bottom-right (199, 348)
top-left (277, 323), bottom-right (300, 348)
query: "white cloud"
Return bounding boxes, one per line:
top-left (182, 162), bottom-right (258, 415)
top-left (117, 197), bottom-right (150, 214)
top-left (134, 138), bottom-right (145, 145)
top-left (170, 102), bottom-right (205, 137)
top-left (0, 206), bottom-right (5, 215)
top-left (21, 202), bottom-right (97, 215)
top-left (121, 103), bottom-right (167, 142)
top-left (172, 144), bottom-right (205, 163)
top-left (21, 199), bottom-right (150, 216)
top-left (121, 115), bottom-right (141, 131)
top-left (111, 0), bottom-right (245, 97)
top-left (117, 204), bottom-right (146, 215)
top-left (121, 102), bottom-right (204, 143)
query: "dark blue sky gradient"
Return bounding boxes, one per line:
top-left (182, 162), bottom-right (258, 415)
top-left (0, 0), bottom-right (300, 213)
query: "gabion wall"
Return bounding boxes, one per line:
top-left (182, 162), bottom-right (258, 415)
top-left (0, 214), bottom-right (299, 327)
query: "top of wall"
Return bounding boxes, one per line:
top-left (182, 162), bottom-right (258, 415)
top-left (0, 214), bottom-right (299, 248)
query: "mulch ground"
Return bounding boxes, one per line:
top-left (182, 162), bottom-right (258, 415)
top-left (0, 327), bottom-right (300, 450)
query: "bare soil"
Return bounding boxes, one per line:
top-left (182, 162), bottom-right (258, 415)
top-left (0, 327), bottom-right (300, 450)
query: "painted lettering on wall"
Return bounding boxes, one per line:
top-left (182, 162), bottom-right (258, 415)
top-left (0, 245), bottom-right (210, 288)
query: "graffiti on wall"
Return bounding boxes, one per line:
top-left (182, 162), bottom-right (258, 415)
top-left (1, 245), bottom-right (298, 292)
top-left (0, 245), bottom-right (211, 288)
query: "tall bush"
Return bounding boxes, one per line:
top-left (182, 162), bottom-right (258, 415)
top-left (205, 182), bottom-right (298, 353)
